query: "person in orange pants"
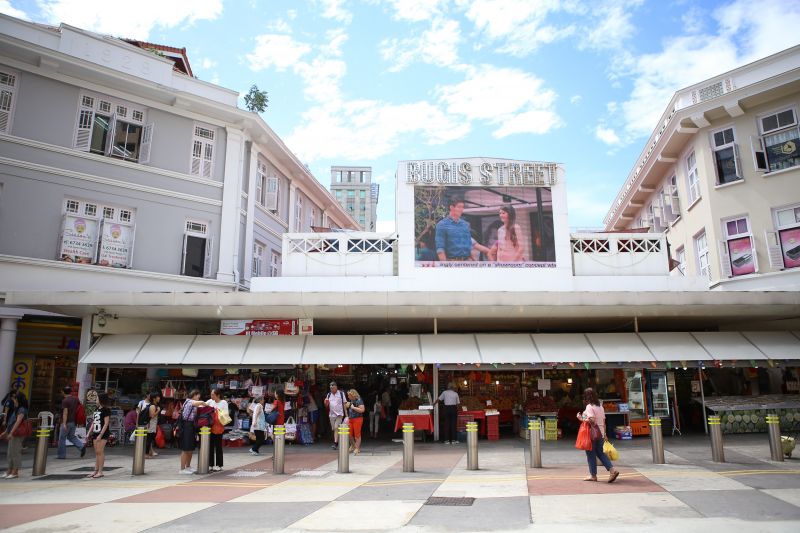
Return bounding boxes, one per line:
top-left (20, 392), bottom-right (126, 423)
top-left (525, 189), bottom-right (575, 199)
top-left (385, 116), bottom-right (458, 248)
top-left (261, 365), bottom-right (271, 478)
top-left (345, 389), bottom-right (366, 454)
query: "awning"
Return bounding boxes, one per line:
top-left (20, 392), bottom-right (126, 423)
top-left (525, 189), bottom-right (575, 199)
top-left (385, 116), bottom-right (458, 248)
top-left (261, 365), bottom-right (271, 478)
top-left (740, 331), bottom-right (800, 359)
top-left (691, 332), bottom-right (767, 360)
top-left (363, 335), bottom-right (421, 364)
top-left (420, 334), bottom-right (480, 363)
top-left (586, 333), bottom-right (655, 363)
top-left (638, 332), bottom-right (713, 362)
top-left (182, 335), bottom-right (250, 366)
top-left (80, 334), bottom-right (148, 365)
top-left (242, 336), bottom-right (306, 366)
top-left (301, 335), bottom-right (363, 364)
top-left (532, 334), bottom-right (600, 364)
top-left (475, 334), bottom-right (540, 364)
top-left (131, 335), bottom-right (194, 366)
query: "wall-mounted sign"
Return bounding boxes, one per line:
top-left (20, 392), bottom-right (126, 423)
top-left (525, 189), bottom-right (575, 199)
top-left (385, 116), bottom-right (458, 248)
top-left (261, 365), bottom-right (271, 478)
top-left (727, 236), bottom-right (755, 276)
top-left (10, 358), bottom-right (33, 399)
top-left (779, 227), bottom-right (800, 269)
top-left (220, 319), bottom-right (298, 336)
top-left (405, 160), bottom-right (557, 186)
top-left (59, 215), bottom-right (98, 263)
top-left (97, 221), bottom-right (134, 268)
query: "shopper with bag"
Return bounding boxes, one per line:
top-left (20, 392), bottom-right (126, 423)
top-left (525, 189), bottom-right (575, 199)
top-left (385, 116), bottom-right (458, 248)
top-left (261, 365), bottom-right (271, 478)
top-left (57, 386), bottom-right (86, 459)
top-left (178, 390), bottom-right (206, 474)
top-left (249, 396), bottom-right (267, 455)
top-left (0, 391), bottom-right (30, 479)
top-left (577, 388), bottom-right (619, 483)
top-left (324, 381), bottom-right (347, 450)
top-left (345, 389), bottom-right (366, 454)
top-left (205, 389), bottom-right (228, 472)
top-left (142, 392), bottom-right (161, 458)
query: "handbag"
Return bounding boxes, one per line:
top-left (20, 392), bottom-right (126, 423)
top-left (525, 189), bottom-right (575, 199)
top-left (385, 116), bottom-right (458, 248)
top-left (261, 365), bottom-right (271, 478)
top-left (162, 380), bottom-right (175, 399)
top-left (284, 416), bottom-right (297, 441)
top-left (284, 377), bottom-right (299, 396)
top-left (11, 418), bottom-right (32, 438)
top-left (248, 431), bottom-right (256, 441)
top-left (588, 420), bottom-right (602, 441)
top-left (575, 421), bottom-right (593, 451)
top-left (603, 439), bottom-right (619, 461)
top-left (218, 408), bottom-right (232, 426)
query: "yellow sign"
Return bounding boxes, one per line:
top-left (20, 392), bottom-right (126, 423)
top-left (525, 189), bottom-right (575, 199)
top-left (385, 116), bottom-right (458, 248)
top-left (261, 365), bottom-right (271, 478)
top-left (10, 357), bottom-right (33, 400)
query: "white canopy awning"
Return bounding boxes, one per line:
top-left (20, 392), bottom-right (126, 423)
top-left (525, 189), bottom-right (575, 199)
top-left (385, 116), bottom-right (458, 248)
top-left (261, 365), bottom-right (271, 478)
top-left (638, 332), bottom-right (713, 362)
top-left (301, 335), bottom-right (363, 365)
top-left (691, 332), bottom-right (767, 360)
top-left (81, 334), bottom-right (148, 365)
top-left (242, 336), bottom-right (306, 366)
top-left (475, 334), bottom-right (540, 364)
top-left (740, 331), bottom-right (800, 359)
top-left (182, 335), bottom-right (250, 366)
top-left (586, 333), bottom-right (655, 363)
top-left (420, 334), bottom-right (480, 363)
top-left (363, 335), bottom-right (421, 364)
top-left (131, 335), bottom-right (195, 366)
top-left (532, 334), bottom-right (600, 364)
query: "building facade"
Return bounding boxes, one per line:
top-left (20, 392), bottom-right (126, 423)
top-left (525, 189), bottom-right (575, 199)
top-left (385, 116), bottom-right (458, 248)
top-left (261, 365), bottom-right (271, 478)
top-left (0, 14), bottom-right (356, 401)
top-left (330, 165), bottom-right (378, 231)
top-left (604, 45), bottom-right (800, 291)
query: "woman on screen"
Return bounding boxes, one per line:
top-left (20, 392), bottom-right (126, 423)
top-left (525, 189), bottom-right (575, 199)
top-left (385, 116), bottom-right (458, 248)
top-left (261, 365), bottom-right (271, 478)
top-left (490, 204), bottom-right (525, 262)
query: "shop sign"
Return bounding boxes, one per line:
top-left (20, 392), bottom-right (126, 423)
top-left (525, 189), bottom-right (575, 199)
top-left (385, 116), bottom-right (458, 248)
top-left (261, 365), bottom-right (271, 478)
top-left (405, 160), bottom-right (558, 186)
top-left (537, 379), bottom-right (551, 391)
top-left (779, 227), bottom-right (800, 269)
top-left (10, 358), bottom-right (33, 399)
top-left (59, 215), bottom-right (98, 263)
top-left (691, 380), bottom-right (701, 393)
top-left (220, 319), bottom-right (297, 336)
top-left (97, 220), bottom-right (134, 268)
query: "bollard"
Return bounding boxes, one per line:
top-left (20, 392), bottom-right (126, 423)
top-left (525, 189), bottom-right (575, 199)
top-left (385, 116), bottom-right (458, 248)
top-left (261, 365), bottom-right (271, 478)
top-left (197, 426), bottom-right (211, 474)
top-left (708, 415), bottom-right (725, 463)
top-left (32, 426), bottom-right (52, 476)
top-left (649, 417), bottom-right (665, 464)
top-left (337, 424), bottom-right (350, 474)
top-left (766, 413), bottom-right (784, 462)
top-left (402, 422), bottom-right (415, 473)
top-left (528, 420), bottom-right (542, 468)
top-left (466, 421), bottom-right (479, 470)
top-left (132, 426), bottom-right (148, 475)
top-left (273, 425), bottom-right (286, 474)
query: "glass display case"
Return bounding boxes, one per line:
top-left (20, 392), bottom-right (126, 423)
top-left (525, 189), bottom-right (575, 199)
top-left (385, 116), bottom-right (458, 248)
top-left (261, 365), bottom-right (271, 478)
top-left (649, 371), bottom-right (670, 418)
top-left (624, 370), bottom-right (646, 419)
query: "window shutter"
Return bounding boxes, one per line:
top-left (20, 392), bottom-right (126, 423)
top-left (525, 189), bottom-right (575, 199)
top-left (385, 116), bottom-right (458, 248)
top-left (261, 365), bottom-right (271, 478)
top-left (191, 140), bottom-right (202, 176)
top-left (104, 114), bottom-right (117, 156)
top-left (0, 89), bottom-right (12, 133)
top-left (718, 240), bottom-right (733, 278)
top-left (203, 236), bottom-right (213, 278)
top-left (265, 177), bottom-right (279, 210)
top-left (764, 230), bottom-right (784, 269)
top-left (202, 142), bottom-right (213, 179)
top-left (127, 222), bottom-right (136, 269)
top-left (749, 235), bottom-right (759, 273)
top-left (57, 214), bottom-right (68, 259)
top-left (181, 233), bottom-right (189, 275)
top-left (74, 109), bottom-right (93, 152)
top-left (750, 136), bottom-right (768, 172)
top-left (733, 143), bottom-right (742, 179)
top-left (138, 123), bottom-right (154, 164)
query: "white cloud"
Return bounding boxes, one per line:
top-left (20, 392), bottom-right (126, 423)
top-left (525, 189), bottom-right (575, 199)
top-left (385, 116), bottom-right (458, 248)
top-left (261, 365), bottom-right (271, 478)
top-left (570, 95), bottom-right (582, 105)
top-left (320, 0), bottom-right (352, 24)
top-left (580, 0), bottom-right (643, 51)
top-left (436, 65), bottom-right (562, 137)
top-left (267, 18), bottom-right (292, 33)
top-left (294, 58), bottom-right (347, 103)
top-left (246, 34), bottom-right (312, 71)
top-left (714, 0), bottom-right (800, 61)
top-left (381, 17), bottom-right (461, 71)
top-left (0, 0), bottom-right (28, 19)
top-left (376, 220), bottom-right (396, 233)
top-left (198, 58), bottom-right (217, 70)
top-left (388, 0), bottom-right (447, 22)
top-left (36, 0), bottom-right (222, 39)
top-left (566, 184), bottom-right (614, 227)
top-left (322, 28), bottom-right (348, 57)
top-left (595, 125), bottom-right (620, 146)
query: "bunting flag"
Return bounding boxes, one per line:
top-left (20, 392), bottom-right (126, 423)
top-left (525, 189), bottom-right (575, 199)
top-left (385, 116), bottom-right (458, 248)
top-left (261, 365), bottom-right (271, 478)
top-left (666, 361), bottom-right (672, 369)
top-left (583, 362), bottom-right (590, 370)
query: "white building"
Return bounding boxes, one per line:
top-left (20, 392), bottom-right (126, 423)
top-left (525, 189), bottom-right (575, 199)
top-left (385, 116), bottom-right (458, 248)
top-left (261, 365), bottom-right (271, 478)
top-left (330, 166), bottom-right (378, 231)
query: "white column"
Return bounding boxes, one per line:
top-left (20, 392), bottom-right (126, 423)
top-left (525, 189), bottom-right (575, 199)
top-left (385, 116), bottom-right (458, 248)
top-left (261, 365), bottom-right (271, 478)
top-left (217, 127), bottom-right (245, 283)
top-left (243, 144), bottom-right (258, 283)
top-left (288, 183), bottom-right (297, 233)
top-left (0, 317), bottom-right (20, 401)
top-left (75, 314), bottom-right (94, 401)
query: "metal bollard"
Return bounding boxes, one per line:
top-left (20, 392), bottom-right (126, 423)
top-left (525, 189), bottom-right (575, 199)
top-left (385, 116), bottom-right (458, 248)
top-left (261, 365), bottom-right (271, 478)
top-left (132, 426), bottom-right (148, 475)
top-left (766, 413), bottom-right (784, 462)
top-left (649, 417), bottom-right (665, 464)
top-left (32, 425), bottom-right (52, 476)
top-left (197, 426), bottom-right (211, 474)
top-left (273, 425), bottom-right (286, 474)
top-left (402, 423), bottom-right (415, 473)
top-left (337, 424), bottom-right (350, 473)
top-left (528, 420), bottom-right (542, 468)
top-left (708, 415), bottom-right (725, 463)
top-left (466, 421), bottom-right (479, 470)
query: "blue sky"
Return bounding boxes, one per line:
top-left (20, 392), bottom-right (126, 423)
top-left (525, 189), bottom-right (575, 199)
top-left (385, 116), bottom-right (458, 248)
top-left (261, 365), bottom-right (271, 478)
top-left (3, 0), bottom-right (800, 230)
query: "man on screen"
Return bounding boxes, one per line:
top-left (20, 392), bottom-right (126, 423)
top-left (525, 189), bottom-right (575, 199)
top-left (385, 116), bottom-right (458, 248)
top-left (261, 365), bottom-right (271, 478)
top-left (435, 197), bottom-right (473, 261)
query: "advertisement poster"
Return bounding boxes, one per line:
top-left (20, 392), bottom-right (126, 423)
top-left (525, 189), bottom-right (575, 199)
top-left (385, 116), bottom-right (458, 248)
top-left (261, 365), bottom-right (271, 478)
top-left (765, 136), bottom-right (799, 171)
top-left (59, 215), bottom-right (98, 263)
top-left (727, 236), bottom-right (755, 276)
top-left (220, 319), bottom-right (297, 336)
top-left (414, 185), bottom-right (556, 268)
top-left (97, 221), bottom-right (133, 268)
top-left (10, 358), bottom-right (33, 400)
top-left (779, 227), bottom-right (800, 269)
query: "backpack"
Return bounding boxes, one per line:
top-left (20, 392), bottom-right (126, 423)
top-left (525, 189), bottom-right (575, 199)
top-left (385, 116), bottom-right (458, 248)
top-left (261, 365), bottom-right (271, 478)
top-left (75, 401), bottom-right (86, 426)
top-left (137, 403), bottom-right (151, 427)
top-left (194, 405), bottom-right (215, 428)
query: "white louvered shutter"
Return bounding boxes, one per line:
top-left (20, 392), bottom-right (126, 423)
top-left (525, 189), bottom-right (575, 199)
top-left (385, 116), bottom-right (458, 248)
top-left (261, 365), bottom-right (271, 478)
top-left (0, 88), bottom-right (12, 133)
top-left (750, 236), bottom-right (759, 273)
top-left (265, 177), bottom-right (278, 210)
top-left (764, 231), bottom-right (784, 269)
top-left (202, 142), bottom-right (213, 179)
top-left (138, 123), bottom-right (154, 164)
top-left (718, 240), bottom-right (733, 278)
top-left (203, 236), bottom-right (213, 278)
top-left (104, 114), bottom-right (117, 156)
top-left (181, 233), bottom-right (189, 275)
top-left (750, 136), bottom-right (768, 172)
top-left (191, 140), bottom-right (202, 176)
top-left (74, 109), bottom-right (93, 152)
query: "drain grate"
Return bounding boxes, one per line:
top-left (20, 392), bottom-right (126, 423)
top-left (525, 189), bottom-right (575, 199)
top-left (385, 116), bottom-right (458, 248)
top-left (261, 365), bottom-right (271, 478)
top-left (425, 497), bottom-right (475, 506)
top-left (293, 470), bottom-right (331, 478)
top-left (228, 470), bottom-right (267, 478)
top-left (70, 466), bottom-right (122, 472)
top-left (35, 474), bottom-right (90, 480)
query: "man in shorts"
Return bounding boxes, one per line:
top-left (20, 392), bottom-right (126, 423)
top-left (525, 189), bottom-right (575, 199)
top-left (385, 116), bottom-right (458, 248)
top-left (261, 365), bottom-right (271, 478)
top-left (324, 381), bottom-right (347, 450)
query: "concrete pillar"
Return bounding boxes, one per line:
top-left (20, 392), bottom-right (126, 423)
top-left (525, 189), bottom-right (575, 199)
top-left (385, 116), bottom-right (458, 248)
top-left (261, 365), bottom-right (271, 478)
top-left (0, 317), bottom-right (20, 401)
top-left (75, 315), bottom-right (94, 401)
top-left (217, 127), bottom-right (246, 283)
top-left (288, 184), bottom-right (297, 232)
top-left (243, 143), bottom-right (258, 283)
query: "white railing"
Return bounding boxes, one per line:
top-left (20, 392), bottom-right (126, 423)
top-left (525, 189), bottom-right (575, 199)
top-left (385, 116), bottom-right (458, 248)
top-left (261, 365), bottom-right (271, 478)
top-left (282, 232), bottom-right (397, 277)
top-left (570, 233), bottom-right (668, 276)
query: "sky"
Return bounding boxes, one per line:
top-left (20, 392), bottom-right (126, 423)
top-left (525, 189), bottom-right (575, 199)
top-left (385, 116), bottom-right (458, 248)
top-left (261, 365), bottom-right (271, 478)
top-left (3, 0), bottom-right (800, 231)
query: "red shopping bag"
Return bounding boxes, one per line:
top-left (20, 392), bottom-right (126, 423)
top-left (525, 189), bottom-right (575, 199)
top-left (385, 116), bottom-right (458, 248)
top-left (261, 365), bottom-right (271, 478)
top-left (575, 421), bottom-right (593, 451)
top-left (155, 425), bottom-right (166, 448)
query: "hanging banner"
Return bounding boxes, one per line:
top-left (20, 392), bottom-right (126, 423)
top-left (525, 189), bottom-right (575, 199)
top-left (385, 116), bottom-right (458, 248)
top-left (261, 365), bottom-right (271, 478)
top-left (97, 221), bottom-right (134, 268)
top-left (59, 215), bottom-right (99, 263)
top-left (10, 357), bottom-right (34, 399)
top-left (220, 319), bottom-right (297, 336)
top-left (727, 236), bottom-right (755, 276)
top-left (779, 227), bottom-right (800, 269)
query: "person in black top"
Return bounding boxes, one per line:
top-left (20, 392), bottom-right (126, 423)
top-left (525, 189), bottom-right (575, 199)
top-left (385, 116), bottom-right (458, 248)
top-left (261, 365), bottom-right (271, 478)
top-left (86, 393), bottom-right (111, 479)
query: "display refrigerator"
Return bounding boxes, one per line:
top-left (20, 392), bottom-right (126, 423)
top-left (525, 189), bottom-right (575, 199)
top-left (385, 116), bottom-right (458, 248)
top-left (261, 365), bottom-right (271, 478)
top-left (624, 369), bottom-right (649, 435)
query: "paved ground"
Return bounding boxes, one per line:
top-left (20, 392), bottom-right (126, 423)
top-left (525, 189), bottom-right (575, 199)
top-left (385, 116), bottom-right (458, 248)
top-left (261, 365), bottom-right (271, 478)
top-left (1, 432), bottom-right (799, 532)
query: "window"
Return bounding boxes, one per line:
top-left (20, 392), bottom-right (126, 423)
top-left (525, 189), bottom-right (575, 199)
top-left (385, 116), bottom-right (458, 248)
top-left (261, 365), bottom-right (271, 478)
top-left (335, 170), bottom-right (342, 182)
top-left (360, 171), bottom-right (366, 183)
top-left (308, 206), bottom-right (316, 231)
top-left (182, 220), bottom-right (212, 278)
top-left (0, 68), bottom-right (18, 133)
top-left (74, 91), bottom-right (152, 163)
top-left (720, 216), bottom-right (756, 277)
top-left (770, 205), bottom-right (800, 270)
top-left (270, 251), bottom-right (281, 277)
top-left (669, 175), bottom-right (681, 220)
top-left (753, 108), bottom-right (800, 172)
top-left (59, 198), bottom-right (136, 268)
top-left (347, 190), bottom-right (355, 197)
top-left (190, 124), bottom-right (215, 178)
top-left (675, 246), bottom-right (686, 276)
top-left (694, 231), bottom-right (710, 281)
top-left (710, 126), bottom-right (741, 184)
top-left (359, 190), bottom-right (366, 199)
top-left (294, 195), bottom-right (303, 232)
top-left (252, 242), bottom-right (264, 277)
top-left (685, 151), bottom-right (700, 205)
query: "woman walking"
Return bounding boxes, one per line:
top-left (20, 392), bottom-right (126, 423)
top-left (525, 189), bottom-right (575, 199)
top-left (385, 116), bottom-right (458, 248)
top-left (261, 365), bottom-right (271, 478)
top-left (144, 392), bottom-right (160, 458)
top-left (249, 396), bottom-right (267, 455)
top-left (577, 388), bottom-right (619, 483)
top-left (205, 389), bottom-right (227, 472)
top-left (179, 390), bottom-right (206, 474)
top-left (0, 391), bottom-right (29, 479)
top-left (86, 393), bottom-right (111, 479)
top-left (345, 389), bottom-right (366, 454)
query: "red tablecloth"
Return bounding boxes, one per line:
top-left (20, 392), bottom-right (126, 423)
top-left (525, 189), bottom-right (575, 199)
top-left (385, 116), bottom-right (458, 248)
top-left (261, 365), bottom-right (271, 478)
top-left (461, 410), bottom-right (487, 436)
top-left (395, 413), bottom-right (434, 433)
